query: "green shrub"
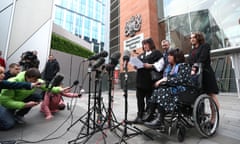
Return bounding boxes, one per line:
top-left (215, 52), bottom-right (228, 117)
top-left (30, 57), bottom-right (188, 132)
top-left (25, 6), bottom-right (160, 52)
top-left (51, 33), bottom-right (94, 58)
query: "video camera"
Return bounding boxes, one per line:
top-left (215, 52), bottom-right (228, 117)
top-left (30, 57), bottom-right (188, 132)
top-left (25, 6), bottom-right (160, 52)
top-left (19, 51), bottom-right (39, 70)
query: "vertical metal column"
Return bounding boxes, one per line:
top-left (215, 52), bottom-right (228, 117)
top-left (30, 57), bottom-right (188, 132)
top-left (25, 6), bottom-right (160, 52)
top-left (231, 53), bottom-right (240, 98)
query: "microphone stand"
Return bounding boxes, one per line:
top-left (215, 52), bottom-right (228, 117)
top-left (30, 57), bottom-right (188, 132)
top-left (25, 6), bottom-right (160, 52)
top-left (101, 64), bottom-right (123, 137)
top-left (68, 62), bottom-right (108, 144)
top-left (106, 65), bottom-right (119, 128)
top-left (123, 60), bottom-right (129, 137)
top-left (116, 60), bottom-right (153, 143)
top-left (68, 62), bottom-right (94, 144)
top-left (96, 67), bottom-right (108, 128)
top-left (93, 69), bottom-right (108, 130)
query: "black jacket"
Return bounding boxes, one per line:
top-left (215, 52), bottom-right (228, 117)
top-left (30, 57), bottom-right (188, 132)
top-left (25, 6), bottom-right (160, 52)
top-left (188, 43), bottom-right (219, 94)
top-left (43, 59), bottom-right (60, 81)
top-left (136, 50), bottom-right (162, 90)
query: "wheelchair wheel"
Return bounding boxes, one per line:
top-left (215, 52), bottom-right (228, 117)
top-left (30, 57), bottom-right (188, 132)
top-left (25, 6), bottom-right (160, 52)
top-left (177, 126), bottom-right (185, 142)
top-left (193, 94), bottom-right (219, 137)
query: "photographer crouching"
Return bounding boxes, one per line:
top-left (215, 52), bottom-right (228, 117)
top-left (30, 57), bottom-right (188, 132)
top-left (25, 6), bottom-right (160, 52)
top-left (19, 50), bottom-right (40, 71)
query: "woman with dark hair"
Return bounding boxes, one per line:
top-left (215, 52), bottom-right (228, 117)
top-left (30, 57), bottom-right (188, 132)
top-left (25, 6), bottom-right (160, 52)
top-left (132, 38), bottom-right (162, 124)
top-left (188, 32), bottom-right (220, 109)
top-left (144, 49), bottom-right (193, 129)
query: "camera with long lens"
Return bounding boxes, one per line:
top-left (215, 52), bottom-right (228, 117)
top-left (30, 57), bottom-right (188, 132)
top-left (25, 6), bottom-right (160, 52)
top-left (19, 51), bottom-right (39, 70)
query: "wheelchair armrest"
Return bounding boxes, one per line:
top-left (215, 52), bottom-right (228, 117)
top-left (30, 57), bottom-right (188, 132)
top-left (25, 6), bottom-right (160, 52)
top-left (159, 81), bottom-right (167, 86)
top-left (157, 82), bottom-right (177, 88)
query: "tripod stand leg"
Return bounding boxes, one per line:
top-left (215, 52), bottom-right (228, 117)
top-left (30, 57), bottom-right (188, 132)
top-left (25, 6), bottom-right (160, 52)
top-left (67, 110), bottom-right (89, 131)
top-left (132, 125), bottom-right (154, 140)
top-left (116, 122), bottom-right (154, 144)
top-left (115, 63), bottom-right (154, 143)
top-left (68, 108), bottom-right (107, 144)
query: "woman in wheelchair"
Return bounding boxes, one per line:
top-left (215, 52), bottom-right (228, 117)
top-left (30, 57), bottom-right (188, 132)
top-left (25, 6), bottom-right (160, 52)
top-left (144, 48), bottom-right (194, 130)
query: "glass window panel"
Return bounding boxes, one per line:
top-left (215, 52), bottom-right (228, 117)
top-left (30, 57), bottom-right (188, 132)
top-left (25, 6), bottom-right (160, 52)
top-left (65, 11), bottom-right (74, 32)
top-left (169, 14), bottom-right (191, 54)
top-left (101, 6), bottom-right (105, 23)
top-left (84, 18), bottom-right (91, 37)
top-left (75, 15), bottom-right (83, 36)
top-left (79, 0), bottom-right (86, 15)
top-left (87, 0), bottom-right (94, 17)
top-left (101, 25), bottom-right (105, 42)
top-left (190, 10), bottom-right (223, 49)
top-left (60, 0), bottom-right (68, 7)
top-left (54, 7), bottom-right (64, 26)
top-left (209, 0), bottom-right (240, 47)
top-left (93, 43), bottom-right (100, 53)
top-left (96, 2), bottom-right (101, 21)
top-left (71, 0), bottom-right (78, 11)
top-left (92, 21), bottom-right (98, 40)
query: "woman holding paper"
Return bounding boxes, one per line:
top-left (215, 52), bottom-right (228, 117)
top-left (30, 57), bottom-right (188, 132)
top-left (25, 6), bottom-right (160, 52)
top-left (132, 38), bottom-right (162, 124)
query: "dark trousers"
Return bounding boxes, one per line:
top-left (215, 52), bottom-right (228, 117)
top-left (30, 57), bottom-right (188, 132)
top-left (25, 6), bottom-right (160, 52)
top-left (136, 88), bottom-right (153, 118)
top-left (15, 93), bottom-right (42, 117)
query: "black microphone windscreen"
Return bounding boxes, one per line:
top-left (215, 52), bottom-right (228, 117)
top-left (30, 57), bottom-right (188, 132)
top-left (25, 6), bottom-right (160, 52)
top-left (70, 80), bottom-right (79, 88)
top-left (132, 49), bottom-right (139, 55)
top-left (49, 73), bottom-right (64, 89)
top-left (110, 51), bottom-right (121, 66)
top-left (123, 50), bottom-right (130, 61)
top-left (87, 51), bottom-right (108, 61)
top-left (111, 51), bottom-right (121, 60)
top-left (92, 57), bottom-right (105, 70)
top-left (100, 51), bottom-right (108, 57)
top-left (73, 80), bottom-right (79, 86)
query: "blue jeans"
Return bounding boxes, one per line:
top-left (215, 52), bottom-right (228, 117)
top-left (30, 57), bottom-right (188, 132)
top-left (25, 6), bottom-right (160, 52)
top-left (0, 106), bottom-right (15, 130)
top-left (15, 93), bottom-right (42, 117)
top-left (0, 93), bottom-right (42, 130)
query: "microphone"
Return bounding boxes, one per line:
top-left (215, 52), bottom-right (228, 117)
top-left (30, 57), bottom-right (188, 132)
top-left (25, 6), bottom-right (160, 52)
top-left (123, 50), bottom-right (130, 68)
top-left (132, 49), bottom-right (139, 55)
top-left (84, 51), bottom-right (108, 61)
top-left (48, 73), bottom-right (64, 90)
top-left (110, 51), bottom-right (121, 66)
top-left (123, 50), bottom-right (130, 62)
top-left (70, 80), bottom-right (79, 88)
top-left (105, 51), bottom-right (121, 71)
top-left (92, 57), bottom-right (105, 70)
top-left (78, 85), bottom-right (85, 98)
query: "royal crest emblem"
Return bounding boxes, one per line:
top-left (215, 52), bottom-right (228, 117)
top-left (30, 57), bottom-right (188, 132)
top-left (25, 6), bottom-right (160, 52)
top-left (124, 14), bottom-right (142, 37)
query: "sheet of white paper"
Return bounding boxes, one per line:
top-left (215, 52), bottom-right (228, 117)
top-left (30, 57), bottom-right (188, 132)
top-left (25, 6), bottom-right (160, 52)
top-left (129, 57), bottom-right (144, 69)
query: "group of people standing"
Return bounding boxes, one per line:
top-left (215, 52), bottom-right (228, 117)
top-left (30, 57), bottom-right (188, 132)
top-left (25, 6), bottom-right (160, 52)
top-left (0, 52), bottom-right (81, 130)
top-left (131, 32), bottom-right (220, 130)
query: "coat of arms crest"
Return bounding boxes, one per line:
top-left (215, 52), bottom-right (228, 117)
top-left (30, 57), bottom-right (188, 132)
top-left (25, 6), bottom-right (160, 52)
top-left (124, 14), bottom-right (142, 37)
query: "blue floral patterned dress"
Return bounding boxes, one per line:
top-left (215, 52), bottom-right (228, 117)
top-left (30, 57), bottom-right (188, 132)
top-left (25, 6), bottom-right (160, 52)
top-left (151, 63), bottom-right (193, 112)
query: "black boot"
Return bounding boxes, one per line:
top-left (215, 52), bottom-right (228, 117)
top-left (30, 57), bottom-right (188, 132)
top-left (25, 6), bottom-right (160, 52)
top-left (132, 112), bottom-right (144, 124)
top-left (142, 104), bottom-right (156, 122)
top-left (144, 112), bottom-right (164, 129)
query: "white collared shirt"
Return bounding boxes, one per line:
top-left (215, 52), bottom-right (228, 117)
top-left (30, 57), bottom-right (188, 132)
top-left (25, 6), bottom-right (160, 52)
top-left (153, 57), bottom-right (165, 72)
top-left (145, 51), bottom-right (152, 56)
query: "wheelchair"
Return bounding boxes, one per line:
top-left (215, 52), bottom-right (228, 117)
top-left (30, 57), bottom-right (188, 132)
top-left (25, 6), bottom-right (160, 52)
top-left (148, 63), bottom-right (220, 142)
